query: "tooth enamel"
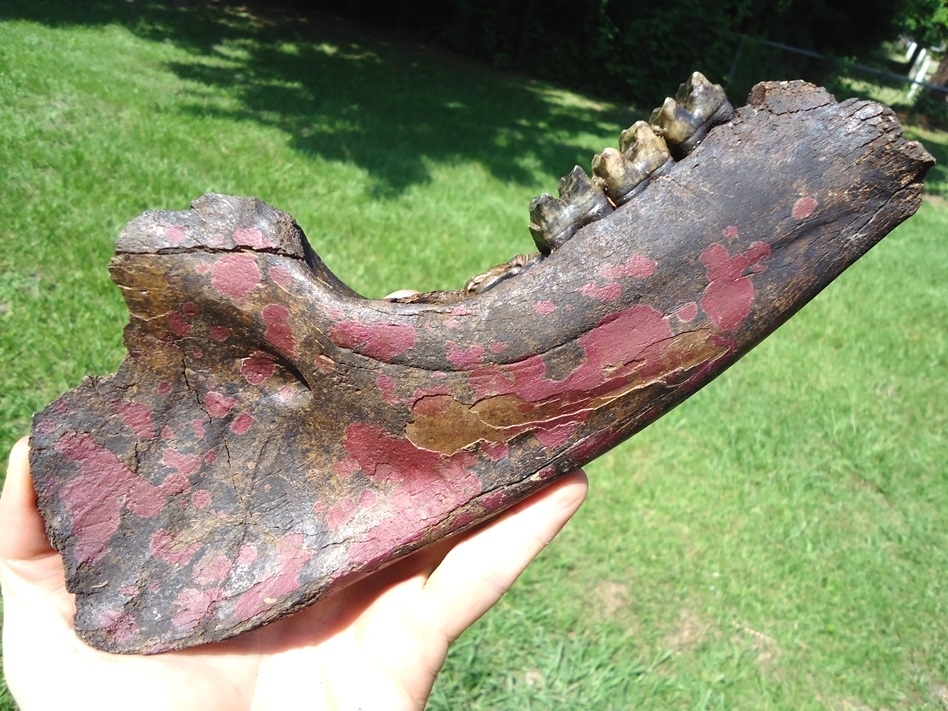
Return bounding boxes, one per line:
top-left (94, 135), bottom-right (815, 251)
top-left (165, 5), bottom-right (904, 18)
top-left (464, 252), bottom-right (542, 295)
top-left (529, 166), bottom-right (613, 254)
top-left (593, 122), bottom-right (672, 204)
top-left (650, 73), bottom-right (734, 158)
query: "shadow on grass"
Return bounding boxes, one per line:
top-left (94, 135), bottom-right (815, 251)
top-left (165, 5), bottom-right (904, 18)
top-left (2, 0), bottom-right (639, 195)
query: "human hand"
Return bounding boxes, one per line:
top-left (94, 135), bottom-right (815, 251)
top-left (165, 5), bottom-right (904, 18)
top-left (0, 437), bottom-right (587, 710)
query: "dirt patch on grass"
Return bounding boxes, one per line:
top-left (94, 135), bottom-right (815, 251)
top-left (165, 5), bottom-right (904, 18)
top-left (664, 609), bottom-right (711, 653)
top-left (733, 622), bottom-right (782, 675)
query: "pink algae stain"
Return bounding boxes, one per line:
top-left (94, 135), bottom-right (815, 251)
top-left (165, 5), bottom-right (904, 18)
top-left (334, 458), bottom-right (361, 479)
top-left (158, 380), bottom-right (173, 395)
top-left (447, 342), bottom-right (485, 369)
top-left (193, 553), bottom-right (234, 586)
top-left (676, 301), bottom-right (699, 323)
top-left (579, 282), bottom-right (622, 302)
top-left (209, 326), bottom-right (231, 342)
top-left (470, 304), bottom-right (673, 404)
top-left (240, 353), bottom-right (277, 385)
top-left (55, 432), bottom-right (165, 563)
top-left (204, 392), bottom-right (236, 418)
top-left (535, 422), bottom-right (580, 448)
top-left (236, 544), bottom-right (258, 566)
top-left (490, 342), bottom-right (508, 354)
top-left (233, 533), bottom-right (313, 623)
top-left (329, 321), bottom-right (416, 362)
top-left (92, 609), bottom-right (139, 646)
top-left (342, 423), bottom-right (483, 565)
top-left (161, 425), bottom-right (175, 440)
top-left (722, 225), bottom-right (740, 240)
top-left (149, 529), bottom-right (201, 566)
top-left (600, 254), bottom-right (657, 280)
top-left (699, 241), bottom-right (771, 331)
top-left (792, 196), bottom-right (818, 220)
top-left (233, 227), bottom-right (276, 250)
top-left (481, 441), bottom-right (509, 461)
top-left (327, 489), bottom-right (379, 531)
top-left (533, 300), bottom-right (557, 315)
top-left (168, 311), bottom-right (192, 338)
top-left (262, 304), bottom-right (298, 359)
top-left (164, 225), bottom-right (186, 245)
top-left (376, 373), bottom-right (400, 405)
top-left (172, 587), bottom-right (225, 632)
top-left (191, 489), bottom-right (212, 508)
top-left (181, 302), bottom-right (199, 318)
top-left (211, 253), bottom-right (261, 301)
top-left (230, 413), bottom-right (254, 435)
top-left (111, 400), bottom-right (156, 440)
top-left (204, 450), bottom-right (218, 465)
top-left (191, 419), bottom-right (206, 439)
top-left (159, 448), bottom-right (200, 479)
top-left (269, 265), bottom-right (294, 287)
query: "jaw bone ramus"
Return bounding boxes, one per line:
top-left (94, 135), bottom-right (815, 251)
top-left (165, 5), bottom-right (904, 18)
top-left (29, 73), bottom-right (933, 653)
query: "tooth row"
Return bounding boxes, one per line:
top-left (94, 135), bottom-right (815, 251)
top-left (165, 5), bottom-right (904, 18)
top-left (527, 72), bottom-right (732, 258)
top-left (529, 166), bottom-right (614, 254)
top-left (649, 72), bottom-right (734, 160)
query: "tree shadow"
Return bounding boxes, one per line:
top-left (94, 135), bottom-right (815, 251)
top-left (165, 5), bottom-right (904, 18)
top-left (3, 0), bottom-right (641, 196)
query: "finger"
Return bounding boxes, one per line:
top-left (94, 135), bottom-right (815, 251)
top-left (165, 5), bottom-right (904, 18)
top-left (422, 470), bottom-right (588, 641)
top-left (0, 437), bottom-right (56, 561)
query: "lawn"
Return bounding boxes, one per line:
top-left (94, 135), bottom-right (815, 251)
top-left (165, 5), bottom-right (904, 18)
top-left (1, 2), bottom-right (946, 709)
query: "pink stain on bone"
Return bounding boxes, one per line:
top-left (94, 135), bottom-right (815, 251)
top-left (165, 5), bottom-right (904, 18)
top-left (342, 423), bottom-right (482, 566)
top-left (229, 413), bottom-right (254, 435)
top-left (329, 321), bottom-right (416, 362)
top-left (262, 304), bottom-right (298, 359)
top-left (579, 282), bottom-right (623, 302)
top-left (209, 326), bottom-right (230, 342)
top-left (164, 225), bottom-right (186, 245)
top-left (172, 587), bottom-right (225, 632)
top-left (470, 303), bottom-right (673, 405)
top-left (234, 227), bottom-right (277, 250)
top-left (55, 432), bottom-right (165, 564)
top-left (792, 196), bottom-right (818, 219)
top-left (699, 241), bottom-right (771, 331)
top-left (211, 254), bottom-right (261, 301)
top-left (111, 400), bottom-right (156, 440)
top-left (533, 300), bottom-right (557, 315)
top-left (240, 353), bottom-right (277, 385)
top-left (233, 534), bottom-right (313, 623)
top-left (676, 301), bottom-right (699, 322)
top-left (149, 529), bottom-right (201, 566)
top-left (446, 342), bottom-right (486, 369)
top-left (722, 225), bottom-right (739, 240)
top-left (204, 392), bottom-right (236, 418)
top-left (600, 254), bottom-right (657, 279)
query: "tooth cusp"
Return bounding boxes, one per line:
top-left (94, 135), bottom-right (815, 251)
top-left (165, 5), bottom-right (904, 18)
top-left (594, 122), bottom-right (673, 204)
top-left (529, 166), bottom-right (613, 254)
top-left (650, 72), bottom-right (733, 159)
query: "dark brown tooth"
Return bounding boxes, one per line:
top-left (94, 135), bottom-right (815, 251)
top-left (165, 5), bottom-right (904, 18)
top-left (529, 166), bottom-right (613, 254)
top-left (650, 72), bottom-right (734, 159)
top-left (593, 121), bottom-right (673, 205)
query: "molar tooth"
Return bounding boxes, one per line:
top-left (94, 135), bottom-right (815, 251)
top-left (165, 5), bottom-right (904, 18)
top-left (593, 121), bottom-right (673, 204)
top-left (650, 72), bottom-right (734, 159)
top-left (529, 166), bottom-right (613, 254)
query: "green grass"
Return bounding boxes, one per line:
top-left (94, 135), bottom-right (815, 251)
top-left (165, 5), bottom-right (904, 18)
top-left (1, 2), bottom-right (946, 709)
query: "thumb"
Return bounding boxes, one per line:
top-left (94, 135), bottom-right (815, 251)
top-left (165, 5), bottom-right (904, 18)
top-left (0, 437), bottom-right (57, 562)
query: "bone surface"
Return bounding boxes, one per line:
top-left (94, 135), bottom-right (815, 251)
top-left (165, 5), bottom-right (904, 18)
top-left (29, 79), bottom-right (933, 654)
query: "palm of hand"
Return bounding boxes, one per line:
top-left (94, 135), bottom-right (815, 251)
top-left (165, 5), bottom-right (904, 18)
top-left (0, 439), bottom-right (587, 710)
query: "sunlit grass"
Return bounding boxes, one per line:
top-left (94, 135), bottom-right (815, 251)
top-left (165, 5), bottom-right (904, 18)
top-left (1, 2), bottom-right (946, 708)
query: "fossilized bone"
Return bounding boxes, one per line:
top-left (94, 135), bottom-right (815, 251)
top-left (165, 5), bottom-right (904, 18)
top-left (29, 75), bottom-right (933, 654)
